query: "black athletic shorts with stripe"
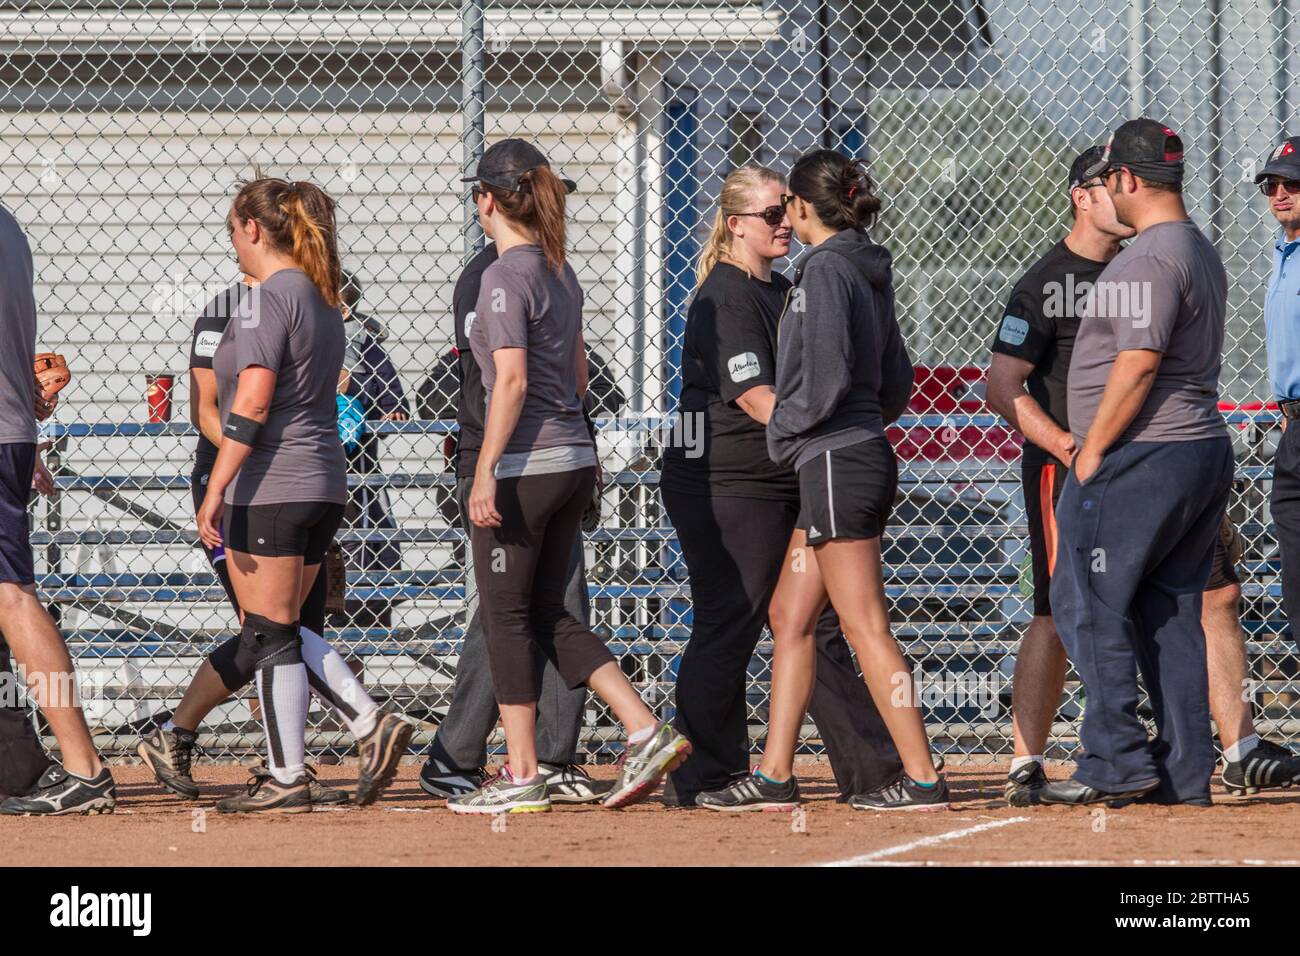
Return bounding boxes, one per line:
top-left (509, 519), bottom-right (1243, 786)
top-left (1024, 455), bottom-right (1239, 617)
top-left (796, 438), bottom-right (898, 545)
top-left (224, 501), bottom-right (344, 565)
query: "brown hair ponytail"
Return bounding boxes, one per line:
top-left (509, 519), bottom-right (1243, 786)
top-left (232, 178), bottom-right (343, 307)
top-left (486, 165), bottom-right (569, 272)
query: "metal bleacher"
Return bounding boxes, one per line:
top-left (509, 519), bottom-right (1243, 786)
top-left (36, 410), bottom-right (1300, 762)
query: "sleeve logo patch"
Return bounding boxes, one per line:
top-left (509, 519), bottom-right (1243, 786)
top-left (194, 330), bottom-right (222, 357)
top-left (464, 310), bottom-right (476, 338)
top-left (998, 315), bottom-right (1029, 347)
top-left (727, 352), bottom-right (761, 383)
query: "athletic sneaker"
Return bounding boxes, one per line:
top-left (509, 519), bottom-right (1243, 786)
top-left (1038, 777), bottom-right (1157, 807)
top-left (419, 757), bottom-right (489, 799)
top-left (0, 764), bottom-right (116, 816)
top-left (138, 725), bottom-right (201, 799)
top-left (216, 766), bottom-right (312, 814)
top-left (602, 721), bottom-right (692, 809)
top-left (1221, 739), bottom-right (1300, 795)
top-left (354, 711), bottom-right (415, 806)
top-left (304, 763), bottom-right (349, 806)
top-left (695, 771), bottom-right (800, 812)
top-left (1004, 761), bottom-right (1048, 807)
top-left (446, 767), bottom-right (551, 815)
top-left (849, 774), bottom-right (950, 811)
top-left (538, 762), bottom-right (614, 804)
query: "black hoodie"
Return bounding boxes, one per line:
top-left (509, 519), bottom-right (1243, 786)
top-left (767, 228), bottom-right (914, 470)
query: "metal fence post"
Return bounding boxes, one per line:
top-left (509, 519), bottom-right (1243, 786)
top-left (462, 0), bottom-right (486, 262)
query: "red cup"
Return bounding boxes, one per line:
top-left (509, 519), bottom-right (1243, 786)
top-left (146, 373), bottom-right (174, 423)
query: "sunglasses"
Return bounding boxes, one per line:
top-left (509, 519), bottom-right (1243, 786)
top-left (734, 195), bottom-right (794, 227)
top-left (470, 185), bottom-right (484, 202)
top-left (1259, 177), bottom-right (1300, 197)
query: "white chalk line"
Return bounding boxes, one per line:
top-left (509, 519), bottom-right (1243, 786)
top-left (815, 815), bottom-right (1031, 867)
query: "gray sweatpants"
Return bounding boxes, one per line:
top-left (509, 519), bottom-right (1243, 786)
top-left (427, 475), bottom-right (588, 769)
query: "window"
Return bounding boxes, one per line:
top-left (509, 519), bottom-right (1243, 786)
top-left (728, 109), bottom-right (764, 170)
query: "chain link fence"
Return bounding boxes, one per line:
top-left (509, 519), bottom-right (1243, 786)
top-left (6, 0), bottom-right (1297, 763)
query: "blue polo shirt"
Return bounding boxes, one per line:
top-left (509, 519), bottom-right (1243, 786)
top-left (1266, 232), bottom-right (1300, 400)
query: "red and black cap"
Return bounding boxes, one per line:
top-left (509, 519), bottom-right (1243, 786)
top-left (461, 138), bottom-right (576, 194)
top-left (1068, 145), bottom-right (1107, 191)
top-left (1255, 136), bottom-right (1300, 184)
top-left (1084, 118), bottom-right (1185, 185)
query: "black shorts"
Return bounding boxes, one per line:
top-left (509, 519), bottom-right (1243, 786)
top-left (1024, 456), bottom-right (1239, 616)
top-left (796, 438), bottom-right (897, 545)
top-left (0, 443), bottom-right (35, 585)
top-left (223, 501), bottom-right (344, 564)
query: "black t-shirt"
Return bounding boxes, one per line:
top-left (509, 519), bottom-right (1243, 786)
top-left (189, 282), bottom-right (250, 473)
top-left (453, 244), bottom-right (499, 478)
top-left (990, 239), bottom-right (1109, 466)
top-left (660, 262), bottom-right (799, 500)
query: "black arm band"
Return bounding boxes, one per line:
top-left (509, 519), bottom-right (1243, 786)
top-left (223, 413), bottom-right (262, 447)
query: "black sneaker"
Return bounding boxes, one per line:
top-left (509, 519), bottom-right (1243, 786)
top-left (0, 764), bottom-right (116, 816)
top-left (1004, 762), bottom-right (1048, 807)
top-left (1221, 739), bottom-right (1300, 796)
top-left (538, 763), bottom-right (614, 804)
top-left (138, 725), bottom-right (201, 799)
top-left (354, 711), bottom-right (414, 806)
top-left (849, 774), bottom-right (950, 811)
top-left (1039, 777), bottom-right (1158, 807)
top-left (216, 766), bottom-right (312, 814)
top-left (304, 764), bottom-right (349, 806)
top-left (419, 757), bottom-right (489, 799)
top-left (696, 772), bottom-right (800, 812)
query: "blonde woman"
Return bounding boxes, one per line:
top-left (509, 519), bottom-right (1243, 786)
top-left (661, 166), bottom-right (903, 810)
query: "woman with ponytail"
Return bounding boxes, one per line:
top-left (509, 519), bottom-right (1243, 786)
top-left (695, 150), bottom-right (944, 812)
top-left (194, 178), bottom-right (412, 812)
top-left (451, 139), bottom-right (690, 813)
top-left (663, 166), bottom-right (904, 810)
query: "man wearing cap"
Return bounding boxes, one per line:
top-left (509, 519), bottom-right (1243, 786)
top-left (991, 145), bottom-right (1300, 806)
top-left (1257, 137), bottom-right (1300, 647)
top-left (417, 139), bottom-right (611, 804)
top-left (1040, 119), bottom-right (1233, 806)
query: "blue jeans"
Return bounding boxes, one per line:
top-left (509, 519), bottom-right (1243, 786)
top-left (1051, 437), bottom-right (1232, 803)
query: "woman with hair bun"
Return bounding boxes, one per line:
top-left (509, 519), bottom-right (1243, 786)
top-left (196, 178), bottom-right (412, 813)
top-left (697, 150), bottom-right (944, 812)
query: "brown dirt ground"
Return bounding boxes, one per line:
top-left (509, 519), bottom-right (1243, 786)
top-left (6, 761), bottom-right (1300, 867)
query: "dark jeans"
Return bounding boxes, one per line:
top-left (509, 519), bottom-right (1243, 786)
top-left (469, 467), bottom-right (614, 705)
top-left (429, 476), bottom-right (588, 769)
top-left (662, 489), bottom-right (903, 803)
top-left (1052, 437), bottom-right (1232, 803)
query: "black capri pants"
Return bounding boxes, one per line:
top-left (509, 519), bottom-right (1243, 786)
top-left (470, 466), bottom-right (615, 705)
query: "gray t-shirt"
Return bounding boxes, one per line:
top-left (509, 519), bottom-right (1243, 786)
top-left (1067, 220), bottom-right (1226, 444)
top-left (212, 268), bottom-right (347, 505)
top-left (468, 244), bottom-right (591, 457)
top-left (0, 205), bottom-right (38, 445)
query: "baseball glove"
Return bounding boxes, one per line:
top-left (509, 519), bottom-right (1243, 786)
top-left (33, 352), bottom-right (71, 397)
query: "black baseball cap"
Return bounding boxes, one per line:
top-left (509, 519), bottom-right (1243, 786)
top-left (1068, 146), bottom-right (1107, 191)
top-left (462, 138), bottom-right (576, 194)
top-left (1084, 118), bottom-right (1185, 185)
top-left (1255, 136), bottom-right (1300, 184)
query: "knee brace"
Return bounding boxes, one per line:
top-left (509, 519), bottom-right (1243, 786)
top-left (236, 613), bottom-right (303, 674)
top-left (207, 634), bottom-right (247, 692)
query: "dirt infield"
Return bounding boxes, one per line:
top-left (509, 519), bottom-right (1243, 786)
top-left (6, 761), bottom-right (1300, 867)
